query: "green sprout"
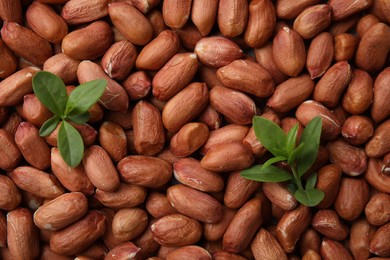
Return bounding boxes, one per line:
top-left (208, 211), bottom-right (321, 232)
top-left (32, 71), bottom-right (106, 167)
top-left (241, 116), bottom-right (325, 207)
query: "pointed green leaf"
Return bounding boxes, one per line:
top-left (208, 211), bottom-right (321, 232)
top-left (64, 79), bottom-right (107, 116)
top-left (296, 117), bottom-right (322, 177)
top-left (286, 123), bottom-right (299, 155)
top-left (241, 164), bottom-right (292, 182)
top-left (32, 71), bottom-right (67, 115)
top-left (287, 142), bottom-right (305, 165)
top-left (252, 116), bottom-right (287, 157)
top-left (294, 188), bottom-right (324, 207)
top-left (39, 115), bottom-right (60, 137)
top-left (305, 172), bottom-right (318, 190)
top-left (58, 121), bottom-right (84, 167)
top-left (67, 112), bottom-right (90, 125)
top-left (262, 156), bottom-right (287, 169)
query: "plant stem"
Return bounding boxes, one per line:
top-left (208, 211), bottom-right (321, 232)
top-left (290, 165), bottom-right (304, 190)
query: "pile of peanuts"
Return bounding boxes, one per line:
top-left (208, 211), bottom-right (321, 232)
top-left (0, 0), bottom-right (390, 259)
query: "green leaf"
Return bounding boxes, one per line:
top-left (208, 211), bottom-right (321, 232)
top-left (305, 172), bottom-right (318, 190)
top-left (39, 115), bottom-right (60, 137)
top-left (296, 117), bottom-right (322, 177)
top-left (32, 71), bottom-right (67, 116)
top-left (287, 182), bottom-right (298, 194)
top-left (285, 123), bottom-right (299, 155)
top-left (253, 116), bottom-right (287, 157)
top-left (262, 156), bottom-right (287, 169)
top-left (67, 112), bottom-right (90, 125)
top-left (294, 188), bottom-right (324, 207)
top-left (64, 79), bottom-right (107, 116)
top-left (287, 142), bottom-right (305, 165)
top-left (241, 164), bottom-right (292, 183)
top-left (58, 121), bottom-right (84, 167)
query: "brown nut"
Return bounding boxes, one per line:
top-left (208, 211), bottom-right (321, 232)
top-left (105, 242), bottom-right (141, 260)
top-left (173, 158), bottom-right (224, 192)
top-left (0, 211), bottom-right (6, 247)
top-left (19, 94), bottom-right (52, 127)
top-left (151, 214), bottom-right (202, 247)
top-left (365, 192), bottom-right (390, 226)
top-left (355, 23), bottom-right (390, 72)
top-left (311, 209), bottom-right (349, 241)
top-left (204, 206), bottom-right (236, 241)
top-left (145, 192), bottom-right (178, 219)
top-left (296, 100), bottom-right (341, 140)
top-left (320, 239), bottom-right (353, 260)
top-left (365, 158), bottom-right (390, 193)
top-left (275, 0), bottom-right (321, 20)
top-left (349, 218), bottom-right (376, 260)
top-left (201, 124), bottom-right (249, 155)
top-left (341, 115), bottom-right (374, 145)
top-left (135, 30), bottom-right (180, 70)
top-left (50, 210), bottom-right (106, 256)
top-left (334, 33), bottom-right (359, 62)
top-left (43, 53), bottom-right (80, 85)
top-left (170, 123), bottom-right (209, 157)
top-left (191, 0), bottom-right (218, 36)
top-left (365, 119), bottom-right (390, 158)
top-left (276, 205), bottom-right (312, 253)
top-left (112, 208), bottom-right (148, 243)
top-left (251, 228), bottom-right (288, 260)
top-left (342, 69), bottom-right (374, 115)
top-left (166, 245), bottom-right (212, 260)
top-left (244, 0), bottom-right (276, 48)
top-left (371, 67), bottom-right (390, 123)
top-left (216, 59), bottom-right (275, 98)
top-left (167, 184), bottom-right (223, 223)
top-left (9, 166), bottom-right (64, 199)
top-left (223, 198), bottom-right (263, 253)
top-left (262, 182), bottom-right (298, 211)
top-left (162, 0), bottom-right (192, 29)
top-left (1, 22), bottom-right (52, 65)
top-left (117, 155), bottom-right (172, 188)
top-left (201, 142), bottom-right (254, 173)
top-left (328, 0), bottom-right (372, 20)
top-left (0, 0), bottom-right (22, 23)
top-left (298, 229), bottom-right (321, 255)
top-left (62, 20), bottom-right (113, 60)
top-left (82, 145), bottom-right (120, 192)
top-left (334, 177), bottom-right (369, 221)
top-left (272, 26), bottom-right (306, 77)
top-left (50, 148), bottom-right (94, 195)
top-left (134, 219), bottom-right (160, 259)
top-left (0, 129), bottom-right (22, 171)
top-left (306, 32), bottom-right (334, 79)
top-left (109, 1), bottom-right (153, 46)
top-left (293, 4), bottom-right (331, 39)
top-left (26, 1), bottom-right (68, 44)
top-left (313, 61), bottom-right (352, 108)
top-left (123, 71), bottom-right (151, 100)
top-left (210, 86), bottom-right (257, 125)
top-left (327, 139), bottom-right (367, 176)
top-left (254, 43), bottom-right (288, 84)
top-left (217, 0), bottom-right (248, 37)
top-left (61, 0), bottom-right (110, 25)
top-left (194, 36), bottom-right (244, 68)
top-left (267, 74), bottom-right (314, 113)
top-left (95, 183), bottom-right (147, 209)
top-left (101, 40), bottom-right (137, 80)
top-left (0, 39), bottom-right (17, 79)
top-left (369, 222), bottom-right (390, 257)
top-left (14, 122), bottom-right (50, 170)
top-left (98, 121), bottom-right (127, 162)
top-left (0, 175), bottom-right (21, 211)
top-left (315, 164), bottom-right (342, 209)
top-left (162, 82), bottom-right (209, 133)
top-left (7, 208), bottom-right (39, 260)
top-left (356, 14), bottom-right (380, 38)
top-left (152, 52), bottom-right (199, 101)
top-left (33, 192), bottom-right (88, 231)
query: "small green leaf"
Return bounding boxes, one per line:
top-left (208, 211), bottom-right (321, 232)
top-left (32, 71), bottom-right (67, 116)
top-left (253, 116), bottom-right (287, 157)
top-left (64, 79), bottom-right (107, 116)
top-left (305, 172), bottom-right (318, 190)
top-left (67, 112), bottom-right (90, 125)
top-left (287, 142), bottom-right (305, 165)
top-left (296, 117), bottom-right (322, 177)
top-left (286, 123), bottom-right (299, 155)
top-left (39, 115), bottom-right (60, 137)
top-left (241, 164), bottom-right (292, 182)
top-left (58, 121), bottom-right (84, 167)
top-left (262, 156), bottom-right (287, 169)
top-left (294, 188), bottom-right (324, 207)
